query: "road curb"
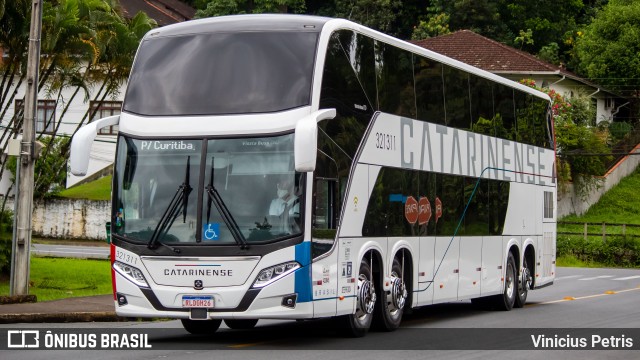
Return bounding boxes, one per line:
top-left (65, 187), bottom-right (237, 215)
top-left (0, 312), bottom-right (123, 324)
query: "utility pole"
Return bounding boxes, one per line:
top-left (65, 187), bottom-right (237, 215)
top-left (10, 0), bottom-right (43, 296)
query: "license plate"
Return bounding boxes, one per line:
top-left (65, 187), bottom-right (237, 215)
top-left (182, 295), bottom-right (214, 308)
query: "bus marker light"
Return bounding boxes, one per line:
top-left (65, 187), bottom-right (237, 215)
top-left (419, 272), bottom-right (426, 277)
top-left (439, 284), bottom-right (443, 288)
top-left (316, 280), bottom-right (323, 285)
top-left (473, 281), bottom-right (476, 285)
top-left (339, 296), bottom-right (345, 301)
top-left (605, 291), bottom-right (616, 295)
top-left (563, 296), bottom-right (575, 300)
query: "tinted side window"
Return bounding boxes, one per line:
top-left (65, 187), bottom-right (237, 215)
top-left (515, 91), bottom-right (534, 145)
top-left (319, 32), bottom-right (374, 158)
top-left (463, 177), bottom-right (488, 236)
top-left (469, 75), bottom-right (495, 137)
top-left (494, 84), bottom-right (516, 141)
top-left (414, 57), bottom-right (445, 125)
top-left (532, 97), bottom-right (550, 148)
top-left (375, 41), bottom-right (416, 118)
top-left (436, 174), bottom-right (464, 236)
top-left (363, 168), bottom-right (420, 237)
top-left (443, 65), bottom-right (471, 130)
top-left (338, 31), bottom-right (377, 112)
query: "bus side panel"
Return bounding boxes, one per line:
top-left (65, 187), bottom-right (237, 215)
top-left (336, 237), bottom-right (357, 316)
top-left (481, 235), bottom-right (504, 296)
top-left (432, 236), bottom-right (460, 303)
top-left (417, 236), bottom-right (435, 306)
top-left (536, 230), bottom-right (556, 287)
top-left (458, 236), bottom-right (482, 299)
top-left (311, 247), bottom-right (339, 318)
top-left (502, 182), bottom-right (536, 236)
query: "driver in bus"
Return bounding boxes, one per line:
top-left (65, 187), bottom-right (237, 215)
top-left (269, 179), bottom-right (299, 217)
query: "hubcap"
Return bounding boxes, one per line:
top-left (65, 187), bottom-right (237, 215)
top-left (506, 264), bottom-right (514, 298)
top-left (357, 274), bottom-right (376, 318)
top-left (521, 267), bottom-right (532, 292)
top-left (389, 273), bottom-right (407, 311)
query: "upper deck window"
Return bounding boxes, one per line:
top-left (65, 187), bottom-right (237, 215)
top-left (123, 31), bottom-right (318, 116)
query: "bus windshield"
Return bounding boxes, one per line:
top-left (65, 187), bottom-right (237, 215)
top-left (113, 134), bottom-right (304, 245)
top-left (123, 31), bottom-right (318, 116)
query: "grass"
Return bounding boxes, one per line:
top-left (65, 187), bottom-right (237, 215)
top-left (556, 254), bottom-right (607, 268)
top-left (0, 257), bottom-right (111, 301)
top-left (57, 176), bottom-right (112, 201)
top-left (560, 168), bottom-right (640, 225)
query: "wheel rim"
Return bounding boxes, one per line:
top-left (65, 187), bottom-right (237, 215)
top-left (521, 263), bottom-right (532, 295)
top-left (356, 273), bottom-right (376, 319)
top-left (388, 272), bottom-right (407, 314)
top-left (506, 262), bottom-right (515, 299)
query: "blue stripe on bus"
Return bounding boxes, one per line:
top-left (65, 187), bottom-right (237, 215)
top-left (294, 241), bottom-right (312, 303)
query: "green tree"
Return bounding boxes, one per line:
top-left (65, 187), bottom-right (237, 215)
top-left (6, 136), bottom-right (71, 201)
top-left (411, 13), bottom-right (450, 40)
top-left (574, 0), bottom-right (640, 99)
top-left (334, 0), bottom-right (402, 34)
top-left (520, 79), bottom-right (610, 196)
top-left (195, 0), bottom-right (305, 18)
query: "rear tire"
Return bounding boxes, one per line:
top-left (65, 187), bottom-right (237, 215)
top-left (515, 255), bottom-right (532, 308)
top-left (181, 319), bottom-right (222, 335)
top-left (375, 257), bottom-right (406, 331)
top-left (338, 259), bottom-right (375, 337)
top-left (489, 251), bottom-right (516, 311)
top-left (224, 319), bottom-right (259, 329)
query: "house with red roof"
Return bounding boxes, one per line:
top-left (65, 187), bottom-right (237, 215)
top-left (412, 30), bottom-right (630, 125)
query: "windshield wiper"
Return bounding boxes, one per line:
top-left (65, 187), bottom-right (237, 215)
top-left (204, 157), bottom-right (249, 250)
top-left (147, 156), bottom-right (192, 253)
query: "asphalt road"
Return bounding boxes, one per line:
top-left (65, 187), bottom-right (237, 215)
top-left (2, 267), bottom-right (639, 359)
top-left (31, 243), bottom-right (109, 259)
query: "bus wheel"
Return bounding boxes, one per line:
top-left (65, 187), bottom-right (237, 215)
top-left (224, 319), bottom-right (259, 329)
top-left (379, 257), bottom-right (406, 331)
top-left (339, 259), bottom-right (375, 337)
top-left (488, 252), bottom-right (516, 311)
top-left (181, 319), bottom-right (222, 335)
top-left (515, 255), bottom-right (533, 308)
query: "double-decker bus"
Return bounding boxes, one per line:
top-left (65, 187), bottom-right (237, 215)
top-left (70, 14), bottom-right (556, 337)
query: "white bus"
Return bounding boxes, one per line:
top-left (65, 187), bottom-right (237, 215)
top-left (70, 14), bottom-right (556, 337)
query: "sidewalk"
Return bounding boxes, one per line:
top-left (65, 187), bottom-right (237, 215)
top-left (0, 295), bottom-right (119, 324)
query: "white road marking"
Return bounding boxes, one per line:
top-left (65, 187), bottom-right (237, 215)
top-left (612, 275), bottom-right (640, 281)
top-left (554, 275), bottom-right (582, 280)
top-left (578, 275), bottom-right (614, 281)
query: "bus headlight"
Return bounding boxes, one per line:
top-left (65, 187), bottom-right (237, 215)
top-left (252, 262), bottom-right (300, 288)
top-left (113, 261), bottom-right (149, 288)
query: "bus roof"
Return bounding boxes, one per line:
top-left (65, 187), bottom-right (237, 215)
top-left (144, 14), bottom-right (331, 38)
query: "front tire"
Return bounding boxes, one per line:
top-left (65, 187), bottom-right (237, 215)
top-left (181, 319), bottom-right (222, 335)
top-left (224, 319), bottom-right (258, 329)
top-left (338, 259), bottom-right (375, 337)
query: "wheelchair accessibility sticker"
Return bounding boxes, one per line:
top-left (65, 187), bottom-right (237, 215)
top-left (203, 223), bottom-right (220, 240)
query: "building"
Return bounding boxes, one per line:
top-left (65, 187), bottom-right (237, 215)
top-left (411, 30), bottom-right (630, 125)
top-left (0, 0), bottom-right (195, 195)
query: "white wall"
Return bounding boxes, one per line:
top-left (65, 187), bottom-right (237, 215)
top-left (558, 144), bottom-right (640, 217)
top-left (2, 196), bottom-right (110, 240)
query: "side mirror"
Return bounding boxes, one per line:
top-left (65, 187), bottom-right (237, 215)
top-left (70, 115), bottom-right (120, 176)
top-left (294, 109), bottom-right (336, 172)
